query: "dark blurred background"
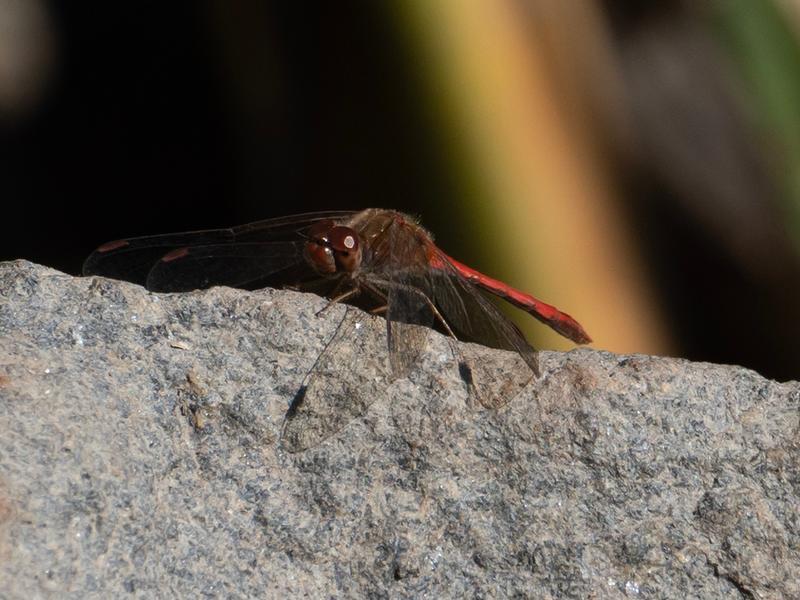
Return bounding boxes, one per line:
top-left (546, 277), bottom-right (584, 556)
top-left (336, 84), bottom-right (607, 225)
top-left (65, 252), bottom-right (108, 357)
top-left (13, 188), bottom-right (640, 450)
top-left (2, 1), bottom-right (800, 381)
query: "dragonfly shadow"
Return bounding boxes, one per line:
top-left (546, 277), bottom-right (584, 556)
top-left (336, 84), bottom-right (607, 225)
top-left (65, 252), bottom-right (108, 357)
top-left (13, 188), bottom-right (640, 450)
top-left (285, 384), bottom-right (308, 421)
top-left (279, 308), bottom-right (391, 453)
top-left (458, 360), bottom-right (474, 387)
top-left (458, 343), bottom-right (534, 410)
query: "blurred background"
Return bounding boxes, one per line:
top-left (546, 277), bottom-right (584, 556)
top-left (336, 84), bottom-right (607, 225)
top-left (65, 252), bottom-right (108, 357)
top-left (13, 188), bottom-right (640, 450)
top-left (2, 0), bottom-right (800, 381)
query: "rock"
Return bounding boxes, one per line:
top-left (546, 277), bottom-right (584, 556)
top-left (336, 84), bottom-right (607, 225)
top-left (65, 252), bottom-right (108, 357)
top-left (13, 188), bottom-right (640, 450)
top-left (0, 260), bottom-right (798, 598)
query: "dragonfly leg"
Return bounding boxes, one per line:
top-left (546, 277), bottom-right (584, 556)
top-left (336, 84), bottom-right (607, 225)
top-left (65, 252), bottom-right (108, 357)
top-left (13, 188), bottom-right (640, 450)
top-left (366, 279), bottom-right (457, 340)
top-left (359, 282), bottom-right (390, 315)
top-left (316, 286), bottom-right (360, 316)
top-left (405, 285), bottom-right (457, 339)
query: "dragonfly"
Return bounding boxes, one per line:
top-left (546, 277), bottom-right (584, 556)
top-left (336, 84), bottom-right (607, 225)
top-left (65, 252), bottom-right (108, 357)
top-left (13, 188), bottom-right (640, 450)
top-left (84, 208), bottom-right (591, 451)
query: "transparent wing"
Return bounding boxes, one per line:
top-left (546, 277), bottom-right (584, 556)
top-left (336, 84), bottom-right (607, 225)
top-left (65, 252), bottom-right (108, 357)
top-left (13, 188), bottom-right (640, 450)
top-left (422, 247), bottom-right (539, 408)
top-left (384, 286), bottom-right (435, 376)
top-left (383, 219), bottom-right (437, 377)
top-left (355, 214), bottom-right (536, 406)
top-left (144, 242), bottom-right (306, 292)
top-left (280, 307), bottom-right (390, 453)
top-left (426, 247), bottom-right (539, 374)
top-left (83, 210), bottom-right (358, 289)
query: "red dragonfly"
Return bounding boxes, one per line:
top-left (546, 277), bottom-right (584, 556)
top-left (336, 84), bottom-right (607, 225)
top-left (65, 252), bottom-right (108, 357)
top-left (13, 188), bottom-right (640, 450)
top-left (84, 209), bottom-right (590, 450)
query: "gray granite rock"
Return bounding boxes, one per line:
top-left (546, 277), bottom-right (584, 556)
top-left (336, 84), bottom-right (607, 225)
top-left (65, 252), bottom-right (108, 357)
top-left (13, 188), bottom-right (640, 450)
top-left (0, 260), bottom-right (798, 598)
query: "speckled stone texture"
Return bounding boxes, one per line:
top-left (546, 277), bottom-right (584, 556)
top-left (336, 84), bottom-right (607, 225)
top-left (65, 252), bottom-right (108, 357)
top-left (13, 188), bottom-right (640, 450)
top-left (0, 260), bottom-right (798, 598)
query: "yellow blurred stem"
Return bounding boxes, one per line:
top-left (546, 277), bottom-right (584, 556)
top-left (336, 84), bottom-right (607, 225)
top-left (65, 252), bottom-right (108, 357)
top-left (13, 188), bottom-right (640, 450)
top-left (396, 0), bottom-right (671, 354)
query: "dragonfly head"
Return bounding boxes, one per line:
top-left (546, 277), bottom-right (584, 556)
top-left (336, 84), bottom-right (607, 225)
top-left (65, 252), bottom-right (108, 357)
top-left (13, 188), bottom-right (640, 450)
top-left (304, 220), bottom-right (363, 275)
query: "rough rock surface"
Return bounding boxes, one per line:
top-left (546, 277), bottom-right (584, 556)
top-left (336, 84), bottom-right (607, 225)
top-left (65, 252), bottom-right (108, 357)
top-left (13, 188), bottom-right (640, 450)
top-left (1, 260), bottom-right (798, 599)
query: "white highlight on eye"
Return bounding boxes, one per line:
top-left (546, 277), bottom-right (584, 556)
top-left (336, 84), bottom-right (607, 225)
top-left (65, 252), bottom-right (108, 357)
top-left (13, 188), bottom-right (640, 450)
top-left (344, 236), bottom-right (355, 249)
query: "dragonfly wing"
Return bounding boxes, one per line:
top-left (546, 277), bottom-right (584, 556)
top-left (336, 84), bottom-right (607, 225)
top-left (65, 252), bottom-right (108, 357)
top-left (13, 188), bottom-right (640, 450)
top-left (281, 307), bottom-right (390, 453)
top-left (230, 210), bottom-right (359, 241)
top-left (383, 282), bottom-right (437, 377)
top-left (429, 255), bottom-right (539, 373)
top-left (83, 228), bottom-right (234, 285)
top-left (382, 219), bottom-right (439, 377)
top-left (425, 247), bottom-right (539, 408)
top-left (144, 242), bottom-right (307, 292)
top-left (83, 211), bottom-right (358, 290)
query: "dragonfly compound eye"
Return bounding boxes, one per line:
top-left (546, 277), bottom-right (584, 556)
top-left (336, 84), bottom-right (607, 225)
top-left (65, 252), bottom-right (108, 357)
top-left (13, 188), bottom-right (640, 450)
top-left (304, 241), bottom-right (336, 274)
top-left (304, 220), bottom-right (338, 274)
top-left (329, 226), bottom-right (362, 273)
